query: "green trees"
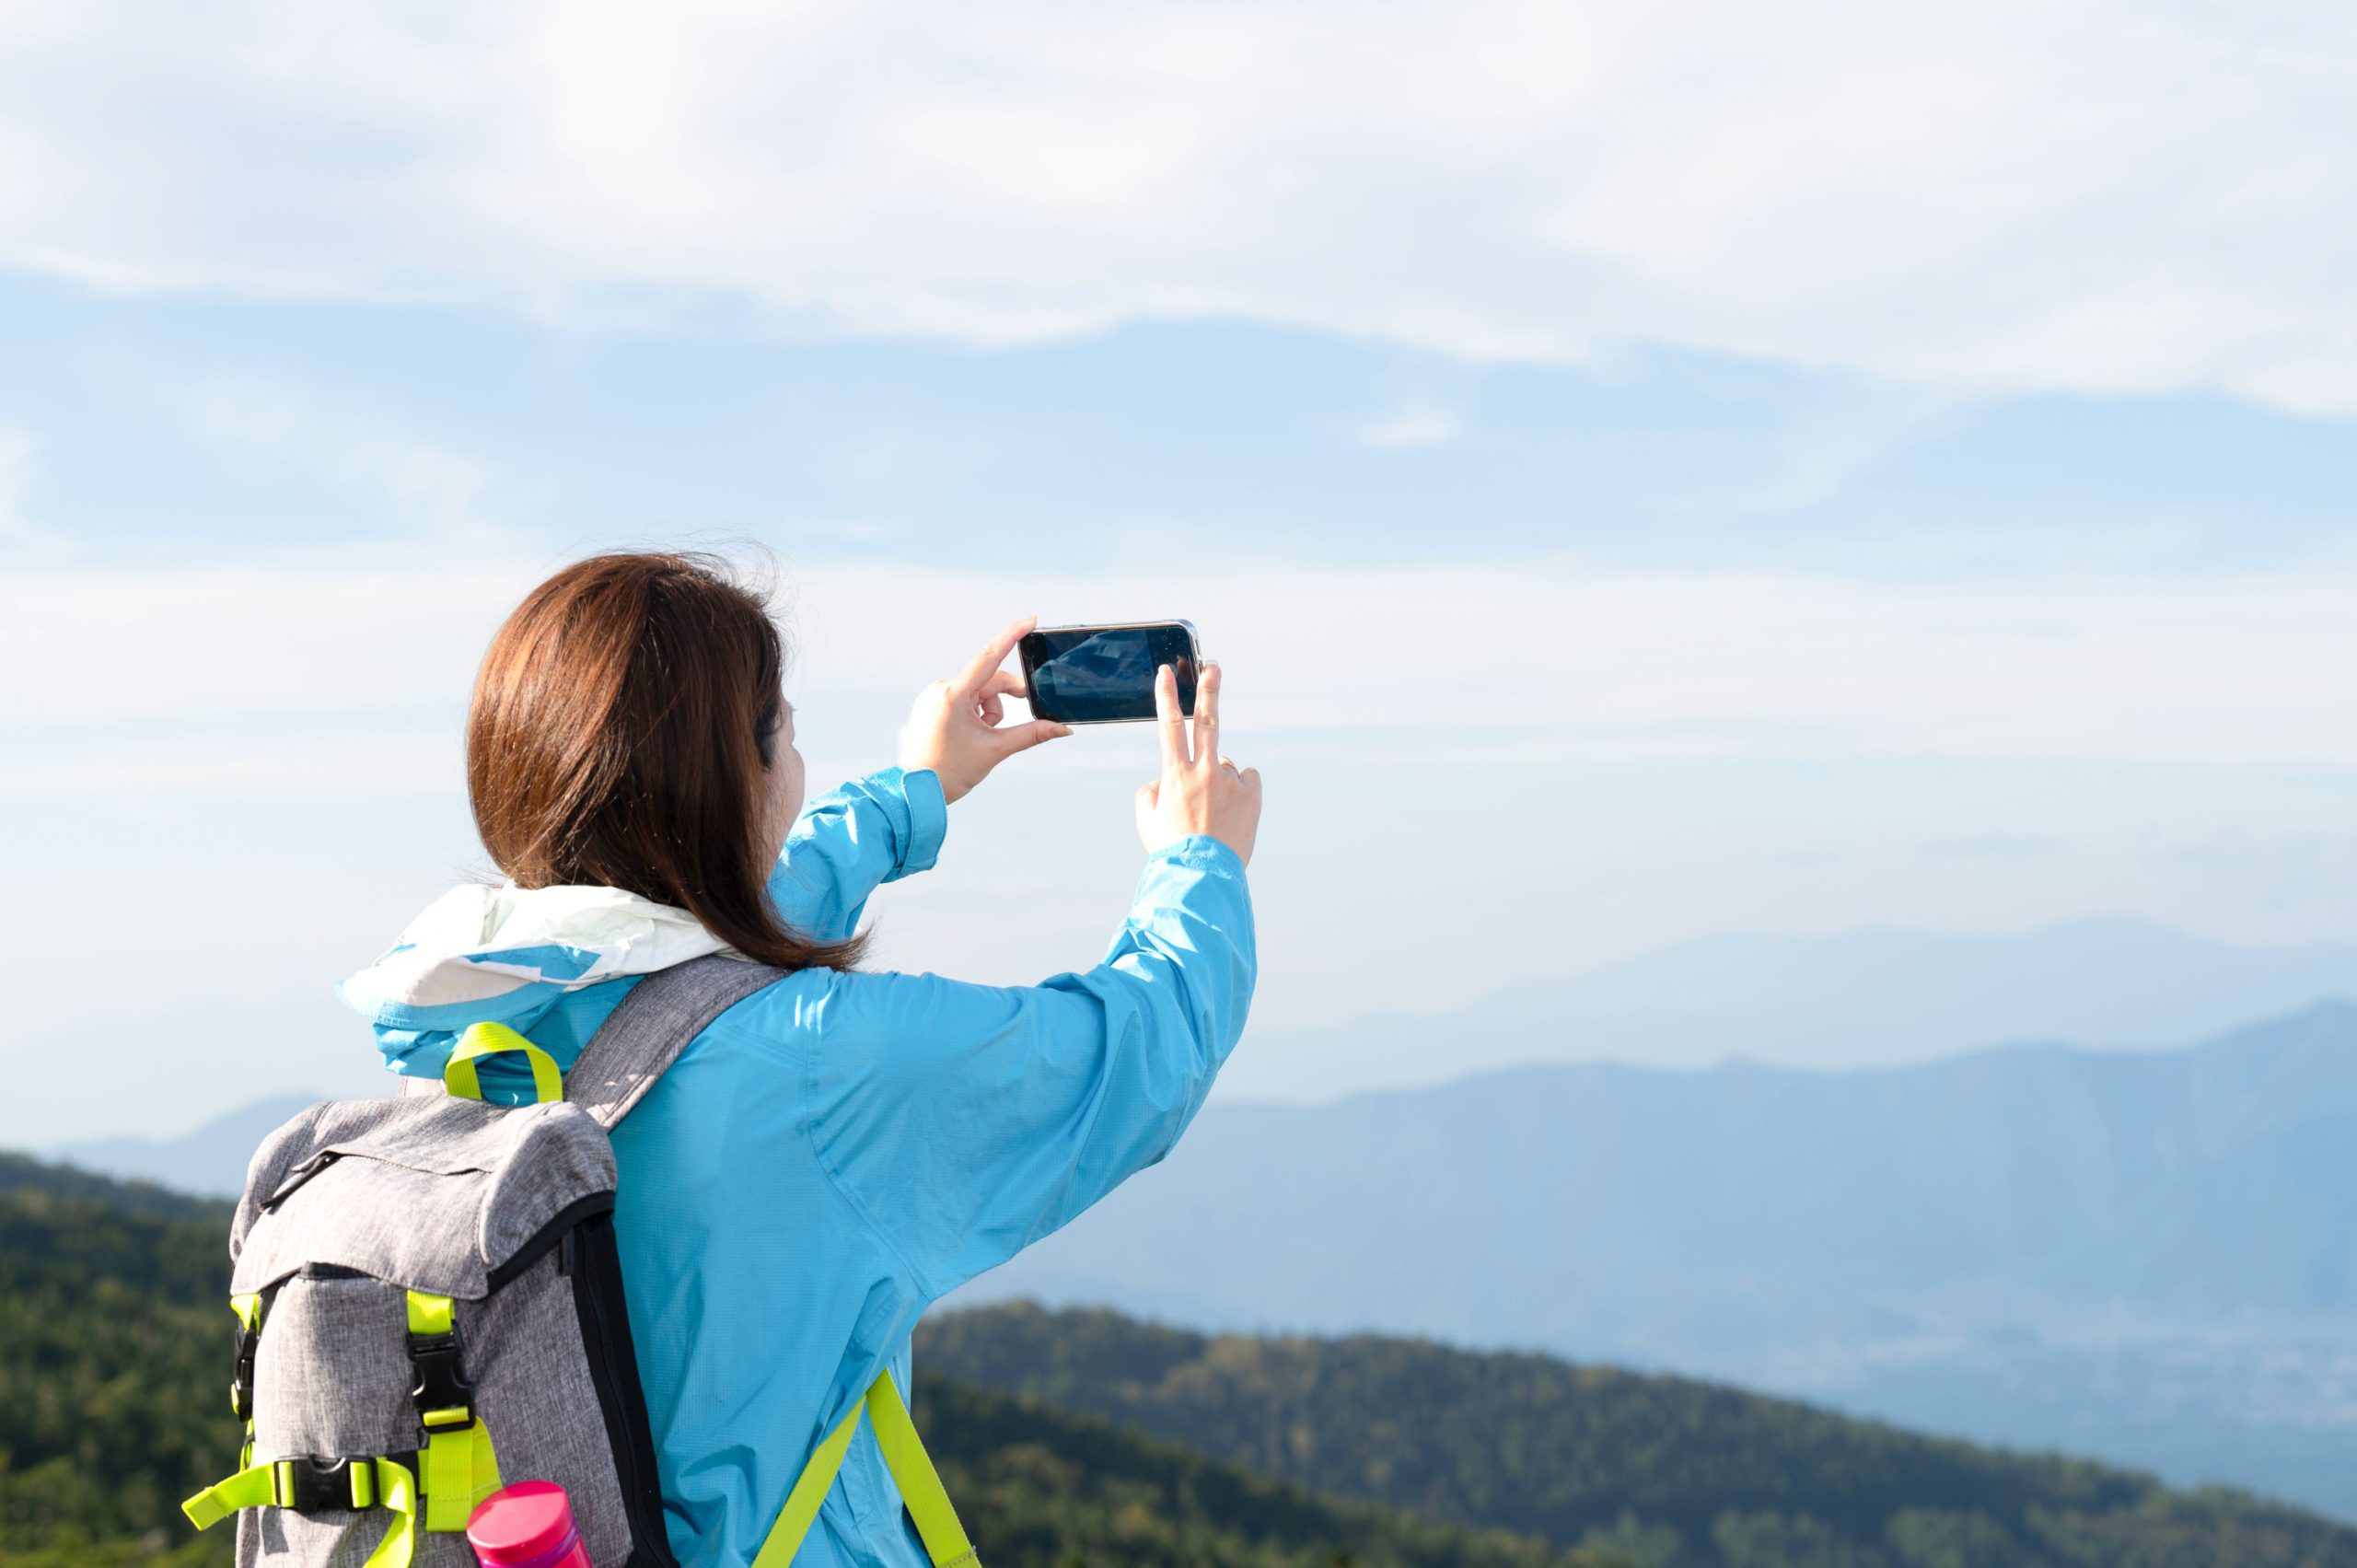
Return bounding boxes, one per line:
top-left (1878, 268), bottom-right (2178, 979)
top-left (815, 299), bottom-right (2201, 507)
top-left (10, 1154), bottom-right (2357, 1568)
top-left (917, 1302), bottom-right (2357, 1568)
top-left (0, 1156), bottom-right (1598, 1568)
top-left (0, 1157), bottom-right (235, 1566)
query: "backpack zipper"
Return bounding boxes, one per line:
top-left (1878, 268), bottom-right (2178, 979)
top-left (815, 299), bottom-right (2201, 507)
top-left (571, 1217), bottom-right (679, 1568)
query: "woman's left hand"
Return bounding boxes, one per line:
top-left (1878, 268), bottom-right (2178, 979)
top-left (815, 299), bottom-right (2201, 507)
top-left (898, 616), bottom-right (1073, 804)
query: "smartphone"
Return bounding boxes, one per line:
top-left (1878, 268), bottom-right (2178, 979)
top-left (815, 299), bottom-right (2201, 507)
top-left (1018, 621), bottom-right (1200, 725)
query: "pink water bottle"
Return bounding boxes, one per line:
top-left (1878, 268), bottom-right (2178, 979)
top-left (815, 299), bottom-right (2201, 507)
top-left (467, 1481), bottom-right (593, 1568)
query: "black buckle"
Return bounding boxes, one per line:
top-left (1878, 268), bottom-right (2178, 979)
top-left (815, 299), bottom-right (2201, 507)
top-left (406, 1324), bottom-right (475, 1423)
top-left (230, 1323), bottom-right (261, 1422)
top-left (275, 1456), bottom-right (364, 1514)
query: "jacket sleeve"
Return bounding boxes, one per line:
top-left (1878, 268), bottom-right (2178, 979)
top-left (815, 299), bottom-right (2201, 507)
top-left (766, 767), bottom-right (948, 945)
top-left (799, 834), bottom-right (1255, 1300)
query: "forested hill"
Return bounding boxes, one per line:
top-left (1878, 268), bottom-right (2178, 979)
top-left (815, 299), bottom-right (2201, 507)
top-left (919, 1301), bottom-right (2357, 1568)
top-left (13, 1150), bottom-right (2356, 1568)
top-left (1, 1153), bottom-right (1609, 1568)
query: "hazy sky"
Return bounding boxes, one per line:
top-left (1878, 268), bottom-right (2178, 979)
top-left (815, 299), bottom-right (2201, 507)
top-left (4, 2), bottom-right (2355, 1143)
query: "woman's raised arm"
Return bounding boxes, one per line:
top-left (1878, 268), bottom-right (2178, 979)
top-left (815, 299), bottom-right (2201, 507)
top-left (789, 659), bottom-right (1261, 1298)
top-left (766, 767), bottom-right (950, 944)
top-left (796, 833), bottom-right (1255, 1301)
top-left (767, 616), bottom-right (1072, 944)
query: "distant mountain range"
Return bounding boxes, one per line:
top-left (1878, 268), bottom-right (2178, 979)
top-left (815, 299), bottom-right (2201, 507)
top-left (50, 1092), bottom-right (322, 1197)
top-left (958, 1002), bottom-right (2357, 1520)
top-left (1218, 918), bottom-right (2357, 1099)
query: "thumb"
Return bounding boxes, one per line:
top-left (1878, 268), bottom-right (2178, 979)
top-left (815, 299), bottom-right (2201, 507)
top-left (993, 718), bottom-right (1073, 756)
top-left (1134, 779), bottom-right (1160, 812)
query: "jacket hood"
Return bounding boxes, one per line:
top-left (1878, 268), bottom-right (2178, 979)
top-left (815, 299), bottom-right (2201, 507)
top-left (341, 882), bottom-right (733, 1077)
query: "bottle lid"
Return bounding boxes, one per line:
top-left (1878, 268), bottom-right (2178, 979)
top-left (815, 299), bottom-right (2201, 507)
top-left (468, 1481), bottom-right (580, 1568)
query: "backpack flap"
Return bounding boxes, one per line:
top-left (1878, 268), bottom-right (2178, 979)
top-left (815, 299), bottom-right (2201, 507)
top-left (231, 1097), bottom-right (619, 1300)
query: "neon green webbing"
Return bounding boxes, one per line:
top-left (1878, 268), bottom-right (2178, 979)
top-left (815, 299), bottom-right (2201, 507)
top-left (181, 1456), bottom-right (420, 1568)
top-left (230, 1293), bottom-right (262, 1467)
top-left (362, 1458), bottom-right (422, 1568)
top-left (419, 1415), bottom-right (502, 1530)
top-left (865, 1374), bottom-right (974, 1567)
top-left (404, 1291), bottom-right (503, 1530)
top-left (182, 1462), bottom-right (274, 1530)
top-left (750, 1372), bottom-right (975, 1568)
top-left (404, 1291), bottom-right (454, 1336)
top-left (443, 1021), bottom-right (563, 1104)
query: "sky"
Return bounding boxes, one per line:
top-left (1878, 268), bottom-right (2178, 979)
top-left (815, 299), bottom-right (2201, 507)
top-left (4, 1), bottom-right (2355, 1144)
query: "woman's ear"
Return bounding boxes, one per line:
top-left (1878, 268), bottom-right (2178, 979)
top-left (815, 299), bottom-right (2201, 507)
top-left (756, 697), bottom-right (781, 769)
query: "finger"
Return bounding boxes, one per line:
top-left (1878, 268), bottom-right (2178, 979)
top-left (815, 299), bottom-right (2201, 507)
top-left (954, 616), bottom-right (1037, 698)
top-left (993, 718), bottom-right (1072, 755)
top-left (1155, 662), bottom-right (1190, 772)
top-left (980, 668), bottom-right (1028, 700)
top-left (977, 668), bottom-right (1029, 727)
top-left (1191, 660), bottom-right (1220, 765)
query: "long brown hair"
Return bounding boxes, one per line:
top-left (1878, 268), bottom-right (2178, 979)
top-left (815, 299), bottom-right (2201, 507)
top-left (468, 551), bottom-right (865, 972)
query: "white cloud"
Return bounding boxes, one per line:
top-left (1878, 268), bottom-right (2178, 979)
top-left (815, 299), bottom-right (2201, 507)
top-left (7, 553), bottom-right (2355, 802)
top-left (179, 374), bottom-right (507, 544)
top-left (1356, 406), bottom-right (1464, 450)
top-left (0, 4), bottom-right (2353, 409)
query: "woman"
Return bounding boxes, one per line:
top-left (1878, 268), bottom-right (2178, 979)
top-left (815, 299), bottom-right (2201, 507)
top-left (338, 552), bottom-right (1260, 1568)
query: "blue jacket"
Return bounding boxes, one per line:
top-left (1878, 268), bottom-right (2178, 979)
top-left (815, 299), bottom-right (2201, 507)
top-left (344, 767), bottom-right (1256, 1567)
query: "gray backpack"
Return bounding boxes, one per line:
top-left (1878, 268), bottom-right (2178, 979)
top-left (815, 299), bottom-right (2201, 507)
top-left (180, 955), bottom-right (977, 1568)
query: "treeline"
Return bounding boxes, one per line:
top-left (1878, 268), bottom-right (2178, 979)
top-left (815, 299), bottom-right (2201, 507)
top-left (0, 1154), bottom-right (1604, 1568)
top-left (14, 1148), bottom-right (2357, 1568)
top-left (914, 1377), bottom-right (1620, 1567)
top-left (0, 1156), bottom-right (232, 1568)
top-left (917, 1301), bottom-right (2357, 1568)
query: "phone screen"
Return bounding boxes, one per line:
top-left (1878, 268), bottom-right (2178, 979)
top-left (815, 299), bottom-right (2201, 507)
top-left (1019, 623), bottom-right (1198, 724)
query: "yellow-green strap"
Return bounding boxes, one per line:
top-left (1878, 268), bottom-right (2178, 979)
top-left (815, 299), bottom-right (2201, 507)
top-left (403, 1291), bottom-right (503, 1529)
top-left (751, 1372), bottom-right (975, 1568)
top-left (443, 1021), bottom-right (563, 1104)
top-left (362, 1458), bottom-right (421, 1568)
top-left (183, 1462), bottom-right (275, 1530)
top-left (419, 1415), bottom-right (502, 1530)
top-left (230, 1293), bottom-right (263, 1466)
top-left (865, 1373), bottom-right (975, 1567)
top-left (404, 1291), bottom-right (454, 1336)
top-left (749, 1398), bottom-right (865, 1568)
top-left (181, 1454), bottom-right (416, 1568)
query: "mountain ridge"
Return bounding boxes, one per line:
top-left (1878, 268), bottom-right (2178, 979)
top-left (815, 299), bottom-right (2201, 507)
top-left (920, 1301), bottom-right (2357, 1567)
top-left (1220, 918), bottom-right (2357, 1099)
top-left (959, 1001), bottom-right (2357, 1518)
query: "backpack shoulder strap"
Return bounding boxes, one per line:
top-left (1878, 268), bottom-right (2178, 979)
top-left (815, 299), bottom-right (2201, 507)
top-left (564, 954), bottom-right (787, 1130)
top-left (752, 1371), bottom-right (975, 1568)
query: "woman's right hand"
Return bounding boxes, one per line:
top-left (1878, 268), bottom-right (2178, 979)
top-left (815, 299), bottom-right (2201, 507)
top-left (1135, 659), bottom-right (1262, 867)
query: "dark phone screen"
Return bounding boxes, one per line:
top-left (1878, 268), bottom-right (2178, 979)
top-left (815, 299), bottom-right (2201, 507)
top-left (1020, 624), bottom-right (1198, 724)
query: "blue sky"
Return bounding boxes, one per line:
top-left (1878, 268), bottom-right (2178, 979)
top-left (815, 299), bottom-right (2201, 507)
top-left (4, 2), bottom-right (2355, 1143)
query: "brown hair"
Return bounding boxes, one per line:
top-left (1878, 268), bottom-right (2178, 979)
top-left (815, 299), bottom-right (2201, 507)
top-left (468, 551), bottom-right (865, 972)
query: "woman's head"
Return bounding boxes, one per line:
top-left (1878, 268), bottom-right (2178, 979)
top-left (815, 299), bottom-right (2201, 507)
top-left (468, 551), bottom-right (861, 971)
